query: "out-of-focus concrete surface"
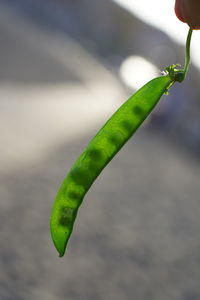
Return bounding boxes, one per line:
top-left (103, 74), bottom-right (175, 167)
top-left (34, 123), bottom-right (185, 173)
top-left (0, 5), bottom-right (124, 173)
top-left (0, 3), bottom-right (200, 300)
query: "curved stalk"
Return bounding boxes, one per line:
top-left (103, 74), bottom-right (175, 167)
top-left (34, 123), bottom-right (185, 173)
top-left (183, 28), bottom-right (193, 81)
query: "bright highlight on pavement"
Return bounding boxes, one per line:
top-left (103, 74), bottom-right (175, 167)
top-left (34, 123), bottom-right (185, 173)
top-left (120, 56), bottom-right (158, 90)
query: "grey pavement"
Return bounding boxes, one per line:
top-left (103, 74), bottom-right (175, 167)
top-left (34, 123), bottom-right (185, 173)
top-left (0, 4), bottom-right (200, 300)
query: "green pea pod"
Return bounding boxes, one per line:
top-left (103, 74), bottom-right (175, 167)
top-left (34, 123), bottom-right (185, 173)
top-left (50, 74), bottom-right (175, 257)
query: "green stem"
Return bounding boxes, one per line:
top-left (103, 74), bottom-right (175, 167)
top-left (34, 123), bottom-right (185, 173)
top-left (165, 28), bottom-right (193, 83)
top-left (182, 27), bottom-right (193, 80)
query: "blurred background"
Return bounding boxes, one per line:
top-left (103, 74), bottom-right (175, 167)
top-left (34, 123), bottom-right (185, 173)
top-left (0, 0), bottom-right (200, 299)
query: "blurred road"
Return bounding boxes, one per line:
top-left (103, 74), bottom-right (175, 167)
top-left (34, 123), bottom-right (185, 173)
top-left (0, 3), bottom-right (200, 300)
top-left (0, 4), bottom-right (124, 173)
